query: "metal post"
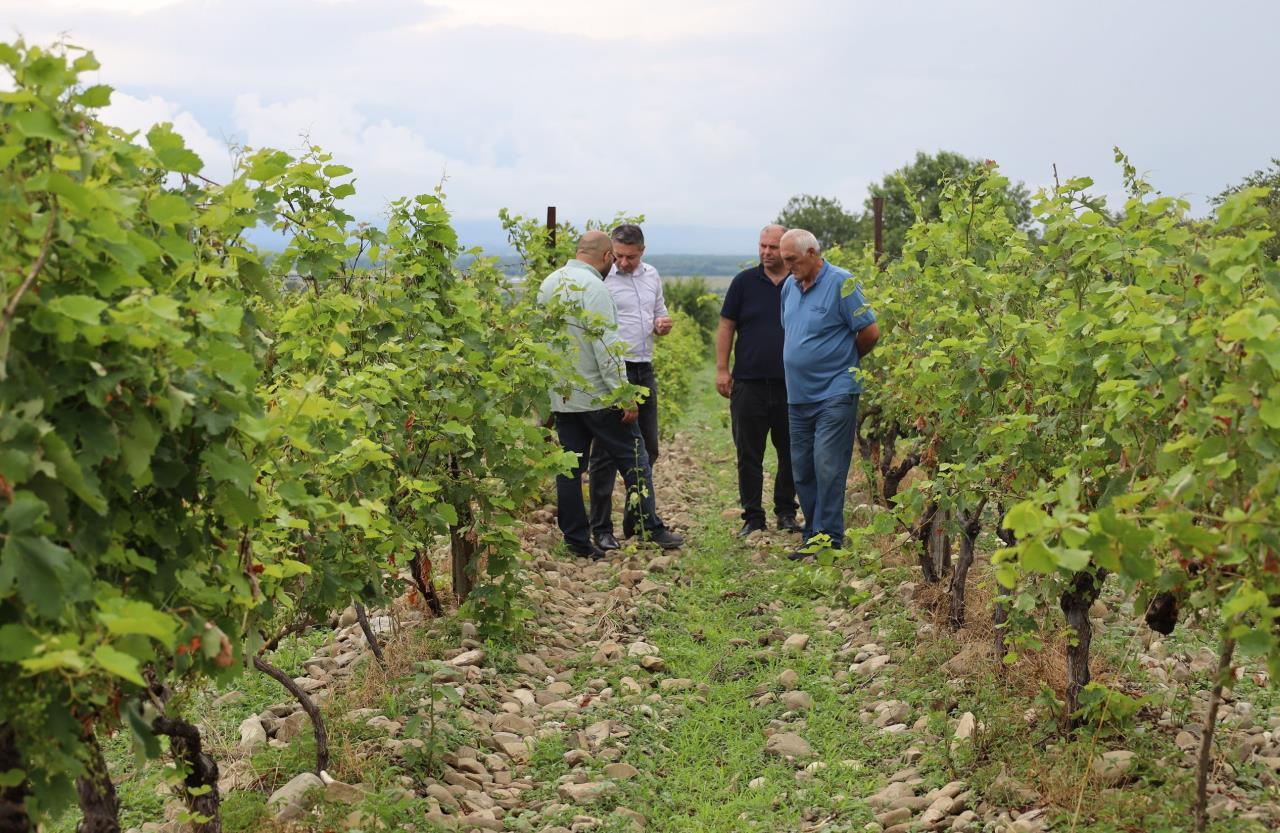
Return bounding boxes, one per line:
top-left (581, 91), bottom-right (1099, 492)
top-left (546, 206), bottom-right (557, 255)
top-left (872, 195), bottom-right (884, 270)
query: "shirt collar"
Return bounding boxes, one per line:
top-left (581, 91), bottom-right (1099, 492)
top-left (568, 258), bottom-right (603, 280)
top-left (610, 261), bottom-right (648, 279)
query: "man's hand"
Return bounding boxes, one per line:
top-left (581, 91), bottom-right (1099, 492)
top-left (715, 369), bottom-right (733, 398)
top-left (620, 407), bottom-right (639, 424)
top-left (654, 316), bottom-right (673, 336)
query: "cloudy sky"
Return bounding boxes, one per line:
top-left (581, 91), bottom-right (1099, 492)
top-left (4, 0), bottom-right (1277, 253)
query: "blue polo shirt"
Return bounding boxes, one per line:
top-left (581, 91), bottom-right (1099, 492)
top-left (780, 261), bottom-right (876, 404)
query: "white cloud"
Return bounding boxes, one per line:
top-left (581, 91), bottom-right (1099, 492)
top-left (1, 0), bottom-right (1276, 249)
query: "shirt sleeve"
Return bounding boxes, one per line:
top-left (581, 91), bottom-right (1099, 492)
top-left (585, 282), bottom-right (626, 392)
top-left (841, 280), bottom-right (877, 332)
top-left (652, 266), bottom-right (670, 319)
top-left (721, 273), bottom-right (743, 321)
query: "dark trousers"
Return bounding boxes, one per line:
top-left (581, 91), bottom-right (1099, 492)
top-left (589, 361), bottom-right (659, 537)
top-left (789, 393), bottom-right (859, 546)
top-left (555, 408), bottom-right (663, 552)
top-left (730, 378), bottom-right (798, 525)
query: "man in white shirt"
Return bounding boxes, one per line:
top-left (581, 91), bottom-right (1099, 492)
top-left (588, 224), bottom-right (675, 550)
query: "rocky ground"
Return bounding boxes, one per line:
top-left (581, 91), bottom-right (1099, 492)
top-left (88, 378), bottom-right (1278, 833)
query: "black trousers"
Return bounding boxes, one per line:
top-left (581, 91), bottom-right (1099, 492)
top-left (589, 361), bottom-right (660, 537)
top-left (730, 378), bottom-right (798, 525)
top-left (554, 409), bottom-right (663, 552)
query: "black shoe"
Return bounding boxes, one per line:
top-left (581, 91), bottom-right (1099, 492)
top-left (786, 548), bottom-right (815, 561)
top-left (737, 520), bottom-right (766, 538)
top-left (568, 543), bottom-right (607, 561)
top-left (646, 528), bottom-right (684, 550)
top-left (595, 532), bottom-right (621, 551)
top-left (776, 515), bottom-right (803, 534)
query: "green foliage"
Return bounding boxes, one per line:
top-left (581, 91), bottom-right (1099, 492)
top-left (775, 194), bottom-right (863, 251)
top-left (0, 37), bottom-right (576, 826)
top-left (663, 276), bottom-right (720, 344)
top-left (499, 208), bottom-right (642, 280)
top-left (834, 149), bottom-right (1280, 705)
top-left (777, 151), bottom-right (1032, 262)
top-left (863, 150), bottom-right (1032, 259)
top-left (652, 309), bottom-right (706, 435)
top-left (1213, 157), bottom-right (1280, 261)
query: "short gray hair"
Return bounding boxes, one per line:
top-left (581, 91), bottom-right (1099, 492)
top-left (780, 228), bottom-right (820, 254)
top-left (610, 223), bottom-right (645, 247)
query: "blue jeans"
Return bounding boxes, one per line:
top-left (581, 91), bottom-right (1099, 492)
top-left (788, 393), bottom-right (859, 546)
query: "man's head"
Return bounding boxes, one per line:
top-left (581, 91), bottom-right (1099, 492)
top-left (576, 230), bottom-right (615, 276)
top-left (610, 224), bottom-right (645, 274)
top-left (759, 223), bottom-right (786, 271)
top-left (780, 229), bottom-right (823, 283)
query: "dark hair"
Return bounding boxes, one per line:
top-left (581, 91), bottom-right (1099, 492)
top-left (610, 223), bottom-right (645, 247)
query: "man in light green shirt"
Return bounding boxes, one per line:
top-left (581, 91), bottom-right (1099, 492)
top-left (538, 231), bottom-right (683, 558)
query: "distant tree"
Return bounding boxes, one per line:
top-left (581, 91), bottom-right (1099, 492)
top-left (775, 194), bottom-right (864, 251)
top-left (776, 152), bottom-right (1031, 262)
top-left (864, 150), bottom-right (1032, 259)
top-left (1212, 157), bottom-right (1280, 260)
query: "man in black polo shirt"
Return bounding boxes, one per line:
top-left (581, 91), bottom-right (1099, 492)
top-left (716, 224), bottom-right (802, 537)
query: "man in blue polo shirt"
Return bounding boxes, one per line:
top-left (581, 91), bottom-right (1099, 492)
top-left (779, 228), bottom-right (880, 558)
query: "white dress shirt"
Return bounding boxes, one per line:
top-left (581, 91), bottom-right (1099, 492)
top-left (603, 261), bottom-right (669, 362)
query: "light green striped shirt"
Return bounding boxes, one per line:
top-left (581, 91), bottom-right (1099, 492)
top-left (537, 259), bottom-right (627, 413)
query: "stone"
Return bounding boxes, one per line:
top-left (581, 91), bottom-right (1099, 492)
top-left (493, 714), bottom-right (536, 736)
top-left (275, 711), bottom-right (309, 743)
top-left (1176, 730), bottom-right (1198, 751)
top-left (515, 653), bottom-right (551, 676)
top-left (781, 691), bottom-right (813, 711)
top-left (1092, 750), bottom-right (1135, 785)
top-left (619, 676), bottom-right (643, 695)
top-left (867, 781), bottom-right (914, 809)
top-left (875, 807), bottom-right (912, 826)
top-left (604, 762), bottom-right (639, 780)
top-left (627, 641), bottom-right (660, 657)
top-left (338, 605), bottom-right (358, 628)
top-left (658, 678), bottom-right (694, 692)
top-left (639, 656), bottom-right (667, 672)
top-left (557, 780), bottom-right (617, 804)
top-left (953, 712), bottom-right (976, 743)
top-left (238, 716), bottom-right (267, 754)
top-left (323, 779), bottom-right (369, 804)
top-left (217, 759), bottom-right (256, 794)
top-left (268, 772), bottom-right (324, 808)
top-left (783, 633), bottom-right (811, 652)
top-left (940, 642), bottom-right (992, 677)
top-left (854, 655), bottom-right (891, 676)
top-left (613, 807), bottom-right (646, 830)
top-left (426, 783), bottom-right (459, 809)
top-left (778, 669), bottom-right (800, 690)
top-left (592, 640), bottom-right (623, 664)
top-left (449, 649), bottom-right (486, 668)
top-left (765, 732), bottom-right (813, 761)
top-left (213, 690), bottom-right (244, 708)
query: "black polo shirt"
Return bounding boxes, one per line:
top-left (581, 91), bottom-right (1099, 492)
top-left (720, 264), bottom-right (787, 381)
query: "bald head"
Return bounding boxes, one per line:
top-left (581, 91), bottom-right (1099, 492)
top-left (577, 230), bottom-right (612, 257)
top-left (576, 230), bottom-right (615, 275)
